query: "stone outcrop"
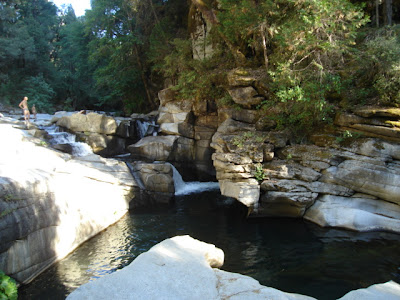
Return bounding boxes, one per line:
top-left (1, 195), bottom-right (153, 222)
top-left (56, 112), bottom-right (118, 135)
top-left (127, 93), bottom-right (218, 180)
top-left (335, 107), bottom-right (400, 143)
top-left (128, 161), bottom-right (175, 207)
top-left (211, 110), bottom-right (400, 232)
top-left (304, 195), bottom-right (400, 232)
top-left (0, 122), bottom-right (138, 284)
top-left (120, 72), bottom-right (400, 234)
top-left (67, 236), bottom-right (315, 300)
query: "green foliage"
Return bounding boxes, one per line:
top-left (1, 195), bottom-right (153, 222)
top-left (352, 26), bottom-right (400, 106)
top-left (22, 75), bottom-right (56, 113)
top-left (160, 38), bottom-right (228, 102)
top-left (0, 0), bottom-right (59, 108)
top-left (253, 164), bottom-right (267, 181)
top-left (335, 130), bottom-right (363, 144)
top-left (0, 271), bottom-right (17, 300)
top-left (256, 0), bottom-right (367, 135)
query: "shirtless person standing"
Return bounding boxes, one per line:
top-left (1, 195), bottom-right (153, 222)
top-left (19, 96), bottom-right (30, 127)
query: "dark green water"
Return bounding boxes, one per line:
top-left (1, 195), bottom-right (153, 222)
top-left (19, 190), bottom-right (400, 300)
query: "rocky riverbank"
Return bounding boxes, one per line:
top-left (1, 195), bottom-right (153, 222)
top-left (0, 117), bottom-right (138, 284)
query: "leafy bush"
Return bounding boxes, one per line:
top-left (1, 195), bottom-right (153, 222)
top-left (345, 26), bottom-right (400, 106)
top-left (0, 271), bottom-right (17, 300)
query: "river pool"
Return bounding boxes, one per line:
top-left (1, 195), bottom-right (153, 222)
top-left (19, 190), bottom-right (400, 300)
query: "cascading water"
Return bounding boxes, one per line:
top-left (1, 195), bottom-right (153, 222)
top-left (135, 119), bottom-right (158, 140)
top-left (170, 163), bottom-right (220, 196)
top-left (44, 125), bottom-right (93, 157)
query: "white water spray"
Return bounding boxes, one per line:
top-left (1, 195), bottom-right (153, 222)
top-left (170, 164), bottom-right (220, 196)
top-left (45, 125), bottom-right (93, 157)
top-left (136, 119), bottom-right (158, 139)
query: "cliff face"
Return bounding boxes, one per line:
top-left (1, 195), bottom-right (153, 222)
top-left (139, 68), bottom-right (400, 234)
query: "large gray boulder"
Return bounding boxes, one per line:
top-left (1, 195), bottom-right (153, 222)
top-left (67, 236), bottom-right (315, 300)
top-left (56, 112), bottom-right (118, 135)
top-left (128, 135), bottom-right (179, 161)
top-left (321, 160), bottom-right (400, 204)
top-left (131, 162), bottom-right (174, 195)
top-left (0, 123), bottom-right (137, 284)
top-left (219, 179), bottom-right (260, 207)
top-left (228, 87), bottom-right (264, 108)
top-left (304, 195), bottom-right (400, 233)
top-left (259, 191), bottom-right (318, 218)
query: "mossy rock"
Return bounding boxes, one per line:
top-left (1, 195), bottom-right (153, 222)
top-left (354, 107), bottom-right (400, 118)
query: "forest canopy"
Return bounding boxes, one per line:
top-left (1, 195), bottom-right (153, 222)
top-left (1, 0), bottom-right (400, 124)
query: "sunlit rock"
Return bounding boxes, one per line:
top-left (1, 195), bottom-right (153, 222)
top-left (128, 135), bottom-right (179, 161)
top-left (158, 88), bottom-right (176, 106)
top-left (304, 195), bottom-right (400, 233)
top-left (320, 160), bottom-right (400, 204)
top-left (338, 281), bottom-right (400, 300)
top-left (219, 179), bottom-right (260, 207)
top-left (67, 236), bottom-right (315, 300)
top-left (228, 87), bottom-right (264, 108)
top-left (0, 123), bottom-right (137, 284)
top-left (56, 112), bottom-right (117, 135)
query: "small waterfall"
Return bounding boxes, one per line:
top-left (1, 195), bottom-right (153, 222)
top-left (45, 125), bottom-right (93, 157)
top-left (170, 164), bottom-right (220, 196)
top-left (125, 162), bottom-right (146, 190)
top-left (135, 119), bottom-right (158, 140)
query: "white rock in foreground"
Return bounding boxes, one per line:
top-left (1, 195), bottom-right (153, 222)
top-left (67, 236), bottom-right (315, 300)
top-left (338, 281), bottom-right (400, 300)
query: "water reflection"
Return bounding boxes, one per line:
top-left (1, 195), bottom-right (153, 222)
top-left (19, 191), bottom-right (400, 300)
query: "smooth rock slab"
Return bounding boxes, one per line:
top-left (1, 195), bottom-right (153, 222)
top-left (338, 281), bottom-right (400, 300)
top-left (0, 124), bottom-right (136, 283)
top-left (219, 179), bottom-right (260, 207)
top-left (304, 195), bottom-right (400, 233)
top-left (67, 236), bottom-right (315, 300)
top-left (128, 135), bottom-right (179, 161)
top-left (321, 160), bottom-right (400, 204)
top-left (56, 112), bottom-right (117, 135)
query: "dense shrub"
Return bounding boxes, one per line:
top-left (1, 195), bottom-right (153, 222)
top-left (0, 271), bottom-right (17, 300)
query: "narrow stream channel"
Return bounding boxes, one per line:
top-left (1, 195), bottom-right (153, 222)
top-left (19, 188), bottom-right (400, 300)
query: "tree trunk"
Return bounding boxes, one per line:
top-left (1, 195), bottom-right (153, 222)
top-left (376, 0), bottom-right (380, 27)
top-left (134, 45), bottom-right (157, 110)
top-left (191, 0), bottom-right (246, 65)
top-left (385, 0), bottom-right (392, 26)
top-left (260, 22), bottom-right (269, 70)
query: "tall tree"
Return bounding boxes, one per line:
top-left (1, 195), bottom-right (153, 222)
top-left (56, 7), bottom-right (96, 110)
top-left (0, 0), bottom-right (59, 110)
top-left (85, 0), bottom-right (188, 113)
